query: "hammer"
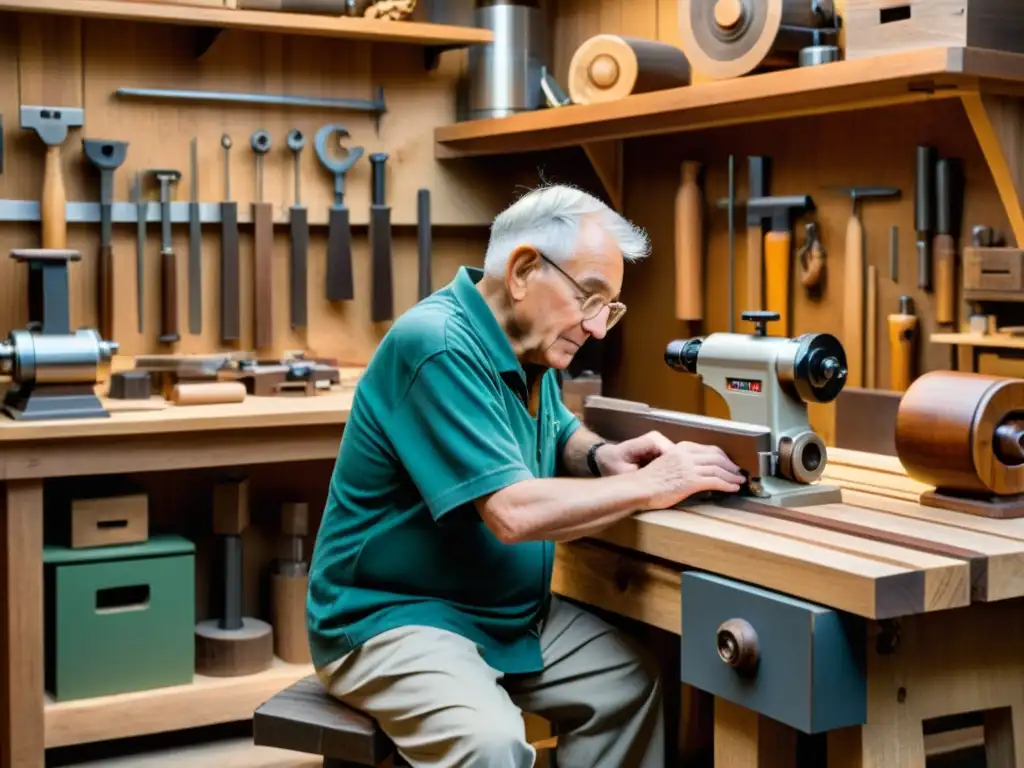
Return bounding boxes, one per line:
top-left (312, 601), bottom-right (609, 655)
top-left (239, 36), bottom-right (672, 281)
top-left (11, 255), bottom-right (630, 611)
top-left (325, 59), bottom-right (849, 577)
top-left (20, 106), bottom-right (85, 250)
top-left (745, 195), bottom-right (814, 337)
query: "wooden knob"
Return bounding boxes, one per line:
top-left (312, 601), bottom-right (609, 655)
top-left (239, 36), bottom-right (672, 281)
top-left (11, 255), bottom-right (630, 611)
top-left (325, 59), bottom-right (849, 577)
top-left (716, 618), bottom-right (759, 674)
top-left (714, 0), bottom-right (744, 29)
top-left (588, 54), bottom-right (620, 88)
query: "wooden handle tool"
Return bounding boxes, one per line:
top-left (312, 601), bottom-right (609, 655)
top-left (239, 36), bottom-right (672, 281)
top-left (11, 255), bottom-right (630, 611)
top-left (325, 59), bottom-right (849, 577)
top-left (151, 170), bottom-right (182, 346)
top-left (21, 106), bottom-right (84, 250)
top-left (865, 265), bottom-right (878, 388)
top-left (843, 203), bottom-right (865, 387)
top-left (219, 135), bottom-right (241, 343)
top-left (763, 230), bottom-right (791, 337)
top-left (369, 152), bottom-right (393, 323)
top-left (251, 130), bottom-right (274, 351)
top-left (888, 295), bottom-right (918, 393)
top-left (674, 161), bottom-right (703, 321)
top-left (934, 157), bottom-right (962, 325)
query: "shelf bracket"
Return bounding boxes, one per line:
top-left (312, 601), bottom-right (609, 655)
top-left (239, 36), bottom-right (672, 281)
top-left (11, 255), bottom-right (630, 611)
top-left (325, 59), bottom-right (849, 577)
top-left (582, 141), bottom-right (623, 212)
top-left (195, 28), bottom-right (223, 59)
top-left (962, 91), bottom-right (1024, 248)
top-left (424, 44), bottom-right (461, 72)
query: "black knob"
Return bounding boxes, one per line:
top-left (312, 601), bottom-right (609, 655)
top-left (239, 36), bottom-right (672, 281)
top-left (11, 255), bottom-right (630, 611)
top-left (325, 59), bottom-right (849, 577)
top-left (665, 338), bottom-right (702, 374)
top-left (741, 311), bottom-right (781, 337)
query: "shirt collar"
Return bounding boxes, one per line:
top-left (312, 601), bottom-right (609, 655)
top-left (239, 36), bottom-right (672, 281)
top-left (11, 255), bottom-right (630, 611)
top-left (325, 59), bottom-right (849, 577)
top-left (450, 266), bottom-right (523, 376)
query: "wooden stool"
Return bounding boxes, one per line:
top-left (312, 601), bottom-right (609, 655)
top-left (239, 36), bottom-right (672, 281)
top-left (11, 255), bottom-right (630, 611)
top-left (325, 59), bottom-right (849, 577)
top-left (254, 675), bottom-right (406, 767)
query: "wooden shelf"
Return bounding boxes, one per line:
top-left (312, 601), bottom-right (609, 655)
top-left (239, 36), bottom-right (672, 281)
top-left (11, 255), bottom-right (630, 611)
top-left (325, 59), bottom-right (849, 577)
top-left (931, 332), bottom-right (1024, 350)
top-left (435, 46), bottom-right (1024, 158)
top-left (44, 657), bottom-right (313, 749)
top-left (0, 0), bottom-right (493, 47)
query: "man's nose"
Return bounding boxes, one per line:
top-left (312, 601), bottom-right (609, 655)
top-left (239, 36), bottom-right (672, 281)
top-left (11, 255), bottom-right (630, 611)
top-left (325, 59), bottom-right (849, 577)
top-left (582, 309), bottom-right (608, 340)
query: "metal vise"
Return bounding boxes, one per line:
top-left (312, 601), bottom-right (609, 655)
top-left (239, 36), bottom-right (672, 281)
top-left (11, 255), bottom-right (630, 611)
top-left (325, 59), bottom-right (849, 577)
top-left (584, 311), bottom-right (847, 507)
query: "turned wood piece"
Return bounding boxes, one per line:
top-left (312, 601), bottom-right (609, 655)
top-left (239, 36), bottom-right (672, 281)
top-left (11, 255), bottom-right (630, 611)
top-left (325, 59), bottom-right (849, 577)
top-left (170, 381), bottom-right (247, 406)
top-left (678, 0), bottom-right (836, 80)
top-left (895, 371), bottom-right (1024, 518)
top-left (196, 478), bottom-right (274, 676)
top-left (568, 34), bottom-right (691, 105)
top-left (272, 502), bottom-right (312, 664)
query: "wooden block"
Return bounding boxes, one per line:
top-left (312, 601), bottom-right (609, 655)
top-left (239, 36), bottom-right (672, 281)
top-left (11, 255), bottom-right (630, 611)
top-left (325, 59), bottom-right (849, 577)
top-left (844, 0), bottom-right (1024, 60)
top-left (213, 479), bottom-right (249, 535)
top-left (833, 388), bottom-right (902, 457)
top-left (963, 247), bottom-right (1024, 302)
top-left (281, 502), bottom-right (308, 537)
top-left (69, 494), bottom-right (148, 549)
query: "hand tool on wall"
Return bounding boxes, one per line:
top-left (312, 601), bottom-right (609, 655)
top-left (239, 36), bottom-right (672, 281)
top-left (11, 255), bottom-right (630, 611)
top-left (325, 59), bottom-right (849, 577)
top-left (132, 171), bottom-right (147, 333)
top-left (188, 137), bottom-right (203, 335)
top-left (151, 169), bottom-right (182, 346)
top-left (727, 154), bottom-right (736, 331)
top-left (745, 194), bottom-right (814, 338)
top-left (745, 156), bottom-right (770, 314)
top-left (915, 145), bottom-right (937, 291)
top-left (865, 265), bottom-right (878, 388)
top-left (251, 129), bottom-right (274, 350)
top-left (887, 296), bottom-right (917, 393)
top-left (674, 160), bottom-right (703, 322)
top-left (369, 151), bottom-right (393, 323)
top-left (115, 85), bottom-right (387, 135)
top-left (82, 139), bottom-right (128, 342)
top-left (287, 130), bottom-right (308, 329)
top-left (835, 186), bottom-right (901, 388)
top-left (797, 220), bottom-right (825, 293)
top-left (889, 225), bottom-right (899, 283)
top-left (220, 134), bottom-right (240, 344)
top-left (934, 156), bottom-right (963, 325)
top-left (21, 106), bottom-right (85, 249)
top-left (315, 124), bottom-right (363, 302)
top-left (417, 188), bottom-right (432, 300)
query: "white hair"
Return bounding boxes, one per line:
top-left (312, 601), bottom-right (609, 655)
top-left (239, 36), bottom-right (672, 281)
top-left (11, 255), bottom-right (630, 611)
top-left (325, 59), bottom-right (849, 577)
top-left (482, 183), bottom-right (651, 276)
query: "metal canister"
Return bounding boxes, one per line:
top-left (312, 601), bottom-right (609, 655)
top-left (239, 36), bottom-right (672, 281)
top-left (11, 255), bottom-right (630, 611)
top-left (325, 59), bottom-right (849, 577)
top-left (466, 0), bottom-right (544, 120)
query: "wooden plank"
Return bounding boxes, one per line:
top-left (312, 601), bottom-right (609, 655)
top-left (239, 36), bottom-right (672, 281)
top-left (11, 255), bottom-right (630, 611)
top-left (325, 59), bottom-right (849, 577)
top-left (435, 47), bottom-right (1000, 157)
top-left (731, 499), bottom-right (1024, 603)
top-left (552, 540), bottom-right (681, 634)
top-left (0, 0), bottom-right (494, 45)
top-left (843, 489), bottom-right (1024, 542)
top-left (594, 509), bottom-right (926, 619)
top-left (688, 504), bottom-right (970, 612)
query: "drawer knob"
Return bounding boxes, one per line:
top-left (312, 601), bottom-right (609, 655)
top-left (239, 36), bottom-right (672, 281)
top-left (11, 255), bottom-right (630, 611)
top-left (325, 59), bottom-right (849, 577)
top-left (716, 618), bottom-right (759, 674)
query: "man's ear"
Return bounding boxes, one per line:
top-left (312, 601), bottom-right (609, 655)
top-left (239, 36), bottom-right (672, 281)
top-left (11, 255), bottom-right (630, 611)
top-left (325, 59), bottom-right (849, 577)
top-left (506, 246), bottom-right (541, 301)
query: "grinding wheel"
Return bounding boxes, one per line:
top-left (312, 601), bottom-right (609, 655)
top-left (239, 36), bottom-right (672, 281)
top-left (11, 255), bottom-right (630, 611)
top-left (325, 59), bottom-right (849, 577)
top-left (678, 0), bottom-right (835, 80)
top-left (567, 34), bottom-right (692, 105)
top-left (895, 371), bottom-right (1024, 518)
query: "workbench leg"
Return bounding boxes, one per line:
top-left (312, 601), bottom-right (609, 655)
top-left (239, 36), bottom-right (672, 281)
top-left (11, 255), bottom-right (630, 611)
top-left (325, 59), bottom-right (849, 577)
top-left (713, 697), bottom-right (796, 768)
top-left (826, 719), bottom-right (925, 768)
top-left (984, 705), bottom-right (1024, 768)
top-left (0, 480), bottom-right (45, 768)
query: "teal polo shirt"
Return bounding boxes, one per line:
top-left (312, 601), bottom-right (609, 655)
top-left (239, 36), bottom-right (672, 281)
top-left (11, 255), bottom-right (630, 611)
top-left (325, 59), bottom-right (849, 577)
top-left (308, 266), bottom-right (582, 675)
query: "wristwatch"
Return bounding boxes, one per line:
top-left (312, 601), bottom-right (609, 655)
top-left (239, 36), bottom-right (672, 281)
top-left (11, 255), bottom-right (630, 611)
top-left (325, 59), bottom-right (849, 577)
top-left (587, 441), bottom-right (608, 477)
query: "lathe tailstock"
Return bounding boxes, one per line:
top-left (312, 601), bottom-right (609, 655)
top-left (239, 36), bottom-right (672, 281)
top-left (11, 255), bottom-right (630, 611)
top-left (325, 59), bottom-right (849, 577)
top-left (584, 311), bottom-right (848, 507)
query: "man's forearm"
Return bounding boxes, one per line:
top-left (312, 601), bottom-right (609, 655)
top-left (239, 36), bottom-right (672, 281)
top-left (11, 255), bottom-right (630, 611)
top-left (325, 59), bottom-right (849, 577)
top-left (560, 424), bottom-right (609, 477)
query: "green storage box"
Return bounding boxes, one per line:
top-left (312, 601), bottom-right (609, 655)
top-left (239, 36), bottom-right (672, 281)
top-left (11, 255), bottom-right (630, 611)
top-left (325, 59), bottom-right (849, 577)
top-left (44, 534), bottom-right (196, 701)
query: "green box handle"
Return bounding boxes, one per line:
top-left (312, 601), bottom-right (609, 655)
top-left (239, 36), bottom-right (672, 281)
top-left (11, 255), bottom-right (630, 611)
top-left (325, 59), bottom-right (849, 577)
top-left (96, 584), bottom-right (151, 614)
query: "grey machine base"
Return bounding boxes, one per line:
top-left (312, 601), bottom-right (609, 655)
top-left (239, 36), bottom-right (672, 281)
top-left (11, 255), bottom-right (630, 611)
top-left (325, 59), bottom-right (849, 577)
top-left (3, 383), bottom-right (110, 421)
top-left (747, 476), bottom-right (844, 507)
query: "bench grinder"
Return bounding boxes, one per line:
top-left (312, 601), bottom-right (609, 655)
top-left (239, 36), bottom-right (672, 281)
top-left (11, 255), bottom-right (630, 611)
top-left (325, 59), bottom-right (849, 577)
top-left (1, 249), bottom-right (119, 421)
top-left (664, 311), bottom-right (847, 506)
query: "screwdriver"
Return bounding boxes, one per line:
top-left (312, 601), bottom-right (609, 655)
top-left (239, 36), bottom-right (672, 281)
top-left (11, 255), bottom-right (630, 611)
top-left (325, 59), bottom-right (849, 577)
top-left (220, 134), bottom-right (240, 343)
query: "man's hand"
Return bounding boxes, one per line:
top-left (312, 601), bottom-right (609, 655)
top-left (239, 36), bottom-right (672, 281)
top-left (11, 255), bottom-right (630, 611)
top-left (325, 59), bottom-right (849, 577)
top-left (636, 441), bottom-right (746, 509)
top-left (596, 431), bottom-right (675, 476)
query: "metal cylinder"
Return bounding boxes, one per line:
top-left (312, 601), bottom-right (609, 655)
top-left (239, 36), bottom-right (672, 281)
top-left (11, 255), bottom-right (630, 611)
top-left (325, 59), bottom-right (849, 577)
top-left (466, 1), bottom-right (544, 120)
top-left (220, 534), bottom-right (243, 632)
top-left (0, 328), bottom-right (118, 385)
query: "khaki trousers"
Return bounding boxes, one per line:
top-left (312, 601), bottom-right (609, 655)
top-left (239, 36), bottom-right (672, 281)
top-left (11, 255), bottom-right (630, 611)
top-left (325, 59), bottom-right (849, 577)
top-left (316, 595), bottom-right (665, 768)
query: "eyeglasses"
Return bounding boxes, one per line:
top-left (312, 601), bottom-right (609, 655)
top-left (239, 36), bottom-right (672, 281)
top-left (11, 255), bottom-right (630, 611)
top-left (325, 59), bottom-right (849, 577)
top-left (537, 252), bottom-right (627, 331)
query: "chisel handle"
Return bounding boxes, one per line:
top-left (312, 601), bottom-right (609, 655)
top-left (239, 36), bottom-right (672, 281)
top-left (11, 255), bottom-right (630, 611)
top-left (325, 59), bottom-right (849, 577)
top-left (220, 200), bottom-right (240, 343)
top-left (326, 205), bottom-right (354, 302)
top-left (370, 203), bottom-right (393, 323)
top-left (188, 201), bottom-right (202, 335)
top-left (674, 161), bottom-right (703, 321)
top-left (934, 234), bottom-right (956, 325)
top-left (746, 225), bottom-right (763, 313)
top-left (159, 248), bottom-right (179, 345)
top-left (290, 205), bottom-right (309, 329)
top-left (417, 189), bottom-right (431, 300)
top-left (98, 242), bottom-right (114, 341)
top-left (253, 201), bottom-right (274, 351)
top-left (888, 311), bottom-right (918, 392)
top-left (42, 145), bottom-right (67, 249)
top-left (843, 214), bottom-right (865, 388)
top-left (763, 230), bottom-right (791, 337)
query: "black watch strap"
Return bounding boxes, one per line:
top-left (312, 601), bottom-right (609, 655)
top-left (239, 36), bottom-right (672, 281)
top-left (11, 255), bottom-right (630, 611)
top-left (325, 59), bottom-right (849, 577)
top-left (587, 441), bottom-right (607, 477)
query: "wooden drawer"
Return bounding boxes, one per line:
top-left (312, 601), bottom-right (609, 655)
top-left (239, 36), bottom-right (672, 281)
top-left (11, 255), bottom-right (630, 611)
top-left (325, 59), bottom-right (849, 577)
top-left (680, 571), bottom-right (866, 734)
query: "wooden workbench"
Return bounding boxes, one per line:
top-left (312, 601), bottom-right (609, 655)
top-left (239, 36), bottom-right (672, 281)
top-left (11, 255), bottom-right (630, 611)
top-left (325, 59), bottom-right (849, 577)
top-left (2, 389), bottom-right (1020, 767)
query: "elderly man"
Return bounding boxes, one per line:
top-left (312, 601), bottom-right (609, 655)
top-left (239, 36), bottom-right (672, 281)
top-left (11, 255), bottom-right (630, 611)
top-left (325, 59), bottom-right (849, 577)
top-left (308, 184), bottom-right (744, 768)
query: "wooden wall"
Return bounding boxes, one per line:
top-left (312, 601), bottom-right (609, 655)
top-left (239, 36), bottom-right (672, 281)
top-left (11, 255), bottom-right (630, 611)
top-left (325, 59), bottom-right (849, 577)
top-left (0, 11), bottom-right (563, 363)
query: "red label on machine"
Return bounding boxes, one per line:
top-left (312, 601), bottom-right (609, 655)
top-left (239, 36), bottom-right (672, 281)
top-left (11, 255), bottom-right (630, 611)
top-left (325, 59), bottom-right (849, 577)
top-left (726, 378), bottom-right (762, 394)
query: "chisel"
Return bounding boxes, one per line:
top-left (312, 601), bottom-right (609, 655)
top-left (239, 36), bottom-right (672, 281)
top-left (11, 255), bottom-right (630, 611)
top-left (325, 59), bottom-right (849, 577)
top-left (417, 188), bottom-right (431, 300)
top-left (133, 171), bottom-right (146, 333)
top-left (934, 156), bottom-right (962, 325)
top-left (251, 129), bottom-right (274, 350)
top-left (915, 145), bottom-right (937, 291)
top-left (152, 169), bottom-right (182, 346)
top-left (188, 136), bottom-right (202, 335)
top-left (369, 151), bottom-right (393, 322)
top-left (314, 124), bottom-right (362, 302)
top-left (82, 139), bottom-right (128, 342)
top-left (220, 134), bottom-right (240, 343)
top-left (287, 129), bottom-right (308, 329)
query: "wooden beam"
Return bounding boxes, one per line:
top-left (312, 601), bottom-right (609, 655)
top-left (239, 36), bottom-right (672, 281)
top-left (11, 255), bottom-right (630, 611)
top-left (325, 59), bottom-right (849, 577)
top-left (581, 141), bottom-right (624, 211)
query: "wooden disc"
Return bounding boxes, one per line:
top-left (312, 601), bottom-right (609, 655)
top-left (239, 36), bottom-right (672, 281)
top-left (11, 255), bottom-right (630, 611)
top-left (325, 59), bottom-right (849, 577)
top-left (195, 617), bottom-right (274, 677)
top-left (677, 0), bottom-right (784, 80)
top-left (567, 34), bottom-right (691, 105)
top-left (895, 371), bottom-right (1024, 496)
